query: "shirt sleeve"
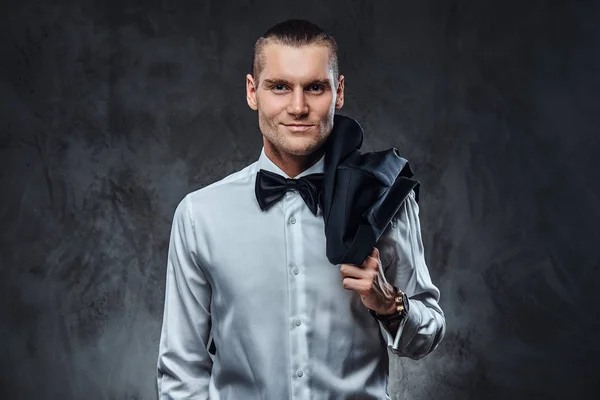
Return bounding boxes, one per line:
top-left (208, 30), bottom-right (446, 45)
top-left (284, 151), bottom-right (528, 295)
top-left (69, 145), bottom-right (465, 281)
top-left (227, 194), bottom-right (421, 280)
top-left (375, 189), bottom-right (446, 360)
top-left (157, 195), bottom-right (213, 398)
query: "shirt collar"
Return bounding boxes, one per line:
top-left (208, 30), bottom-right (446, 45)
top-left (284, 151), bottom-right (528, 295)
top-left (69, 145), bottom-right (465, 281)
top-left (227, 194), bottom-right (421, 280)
top-left (256, 146), bottom-right (325, 178)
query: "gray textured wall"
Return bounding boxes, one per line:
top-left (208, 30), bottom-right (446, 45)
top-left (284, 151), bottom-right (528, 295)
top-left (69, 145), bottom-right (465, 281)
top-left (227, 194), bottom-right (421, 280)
top-left (1, 0), bottom-right (599, 399)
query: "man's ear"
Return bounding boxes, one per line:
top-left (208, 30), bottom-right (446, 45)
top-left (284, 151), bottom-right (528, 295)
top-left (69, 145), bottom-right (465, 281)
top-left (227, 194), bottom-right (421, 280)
top-left (335, 75), bottom-right (345, 110)
top-left (246, 74), bottom-right (258, 111)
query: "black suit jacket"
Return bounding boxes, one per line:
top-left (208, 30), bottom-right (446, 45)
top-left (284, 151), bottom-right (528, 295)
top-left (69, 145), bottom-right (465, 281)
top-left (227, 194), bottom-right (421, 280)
top-left (320, 114), bottom-right (420, 266)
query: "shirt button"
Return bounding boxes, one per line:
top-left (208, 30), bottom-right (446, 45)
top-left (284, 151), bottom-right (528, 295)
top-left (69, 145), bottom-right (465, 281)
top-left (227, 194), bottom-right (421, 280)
top-left (296, 370), bottom-right (304, 377)
top-left (290, 216), bottom-right (296, 224)
top-left (292, 267), bottom-right (299, 275)
top-left (294, 318), bottom-right (302, 326)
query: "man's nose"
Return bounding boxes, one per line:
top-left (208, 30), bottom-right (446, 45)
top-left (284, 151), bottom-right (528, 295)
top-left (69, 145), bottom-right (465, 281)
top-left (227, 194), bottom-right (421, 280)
top-left (287, 88), bottom-right (309, 116)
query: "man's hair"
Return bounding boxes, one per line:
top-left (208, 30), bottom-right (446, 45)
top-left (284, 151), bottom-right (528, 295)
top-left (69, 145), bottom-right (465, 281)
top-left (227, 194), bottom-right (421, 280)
top-left (251, 19), bottom-right (339, 84)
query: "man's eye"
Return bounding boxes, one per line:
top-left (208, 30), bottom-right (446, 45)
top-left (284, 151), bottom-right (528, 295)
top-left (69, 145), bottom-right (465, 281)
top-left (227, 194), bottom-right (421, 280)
top-left (309, 85), bottom-right (324, 92)
top-left (272, 84), bottom-right (287, 91)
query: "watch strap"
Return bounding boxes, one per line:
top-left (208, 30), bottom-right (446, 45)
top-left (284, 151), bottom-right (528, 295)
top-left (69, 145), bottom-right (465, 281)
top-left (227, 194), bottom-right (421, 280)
top-left (369, 286), bottom-right (408, 324)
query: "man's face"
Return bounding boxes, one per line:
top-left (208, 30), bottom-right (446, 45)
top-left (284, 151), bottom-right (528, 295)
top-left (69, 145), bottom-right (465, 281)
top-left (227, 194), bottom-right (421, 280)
top-left (246, 42), bottom-right (344, 157)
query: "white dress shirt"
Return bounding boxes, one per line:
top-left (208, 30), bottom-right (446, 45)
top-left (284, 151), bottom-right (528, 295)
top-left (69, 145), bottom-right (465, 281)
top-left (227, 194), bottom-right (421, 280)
top-left (157, 146), bottom-right (446, 399)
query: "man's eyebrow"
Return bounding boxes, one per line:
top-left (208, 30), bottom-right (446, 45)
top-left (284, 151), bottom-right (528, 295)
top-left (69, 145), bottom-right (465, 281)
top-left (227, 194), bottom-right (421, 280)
top-left (263, 78), bottom-right (331, 87)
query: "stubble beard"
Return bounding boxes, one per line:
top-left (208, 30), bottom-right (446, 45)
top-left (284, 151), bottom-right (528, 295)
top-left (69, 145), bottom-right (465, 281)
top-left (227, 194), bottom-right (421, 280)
top-left (258, 111), bottom-right (334, 156)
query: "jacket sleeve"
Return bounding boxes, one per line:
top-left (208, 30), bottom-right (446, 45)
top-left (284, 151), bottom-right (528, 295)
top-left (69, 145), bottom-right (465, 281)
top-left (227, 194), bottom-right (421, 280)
top-left (157, 195), bottom-right (213, 398)
top-left (375, 189), bottom-right (446, 360)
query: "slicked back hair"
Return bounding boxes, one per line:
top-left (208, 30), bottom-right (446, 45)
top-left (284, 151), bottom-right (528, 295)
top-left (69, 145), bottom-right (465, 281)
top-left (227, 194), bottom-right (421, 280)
top-left (251, 19), bottom-right (339, 85)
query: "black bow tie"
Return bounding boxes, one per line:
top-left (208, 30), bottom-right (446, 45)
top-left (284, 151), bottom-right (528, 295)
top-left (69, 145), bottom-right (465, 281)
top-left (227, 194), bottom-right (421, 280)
top-left (255, 169), bottom-right (324, 216)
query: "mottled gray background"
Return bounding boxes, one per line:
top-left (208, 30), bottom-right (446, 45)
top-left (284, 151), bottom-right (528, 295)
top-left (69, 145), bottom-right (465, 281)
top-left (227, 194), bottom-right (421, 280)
top-left (1, 0), bottom-right (599, 399)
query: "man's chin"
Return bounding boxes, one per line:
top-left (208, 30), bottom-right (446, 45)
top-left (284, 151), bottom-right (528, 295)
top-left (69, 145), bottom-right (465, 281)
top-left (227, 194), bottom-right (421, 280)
top-left (281, 141), bottom-right (323, 156)
top-left (282, 146), bottom-right (316, 156)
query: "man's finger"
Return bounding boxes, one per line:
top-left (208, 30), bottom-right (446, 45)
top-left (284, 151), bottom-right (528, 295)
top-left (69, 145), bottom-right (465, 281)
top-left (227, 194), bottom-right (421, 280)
top-left (342, 277), bottom-right (370, 292)
top-left (363, 247), bottom-right (381, 269)
top-left (340, 263), bottom-right (370, 278)
top-left (365, 247), bottom-right (379, 258)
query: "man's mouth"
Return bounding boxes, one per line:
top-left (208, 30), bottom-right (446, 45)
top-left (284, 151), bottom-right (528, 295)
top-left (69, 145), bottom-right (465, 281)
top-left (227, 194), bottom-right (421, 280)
top-left (283, 124), bottom-right (314, 132)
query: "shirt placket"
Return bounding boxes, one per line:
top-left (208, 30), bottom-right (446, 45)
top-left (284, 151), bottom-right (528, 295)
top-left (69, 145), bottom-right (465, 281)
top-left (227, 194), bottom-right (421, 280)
top-left (284, 190), bottom-right (310, 400)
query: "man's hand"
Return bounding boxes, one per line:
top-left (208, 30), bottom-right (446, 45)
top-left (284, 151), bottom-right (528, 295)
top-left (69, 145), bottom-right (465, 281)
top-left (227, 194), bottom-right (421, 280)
top-left (340, 247), bottom-right (396, 315)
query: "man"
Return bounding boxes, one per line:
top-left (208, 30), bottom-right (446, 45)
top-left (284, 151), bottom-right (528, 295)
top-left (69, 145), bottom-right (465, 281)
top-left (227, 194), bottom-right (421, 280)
top-left (157, 19), bottom-right (445, 399)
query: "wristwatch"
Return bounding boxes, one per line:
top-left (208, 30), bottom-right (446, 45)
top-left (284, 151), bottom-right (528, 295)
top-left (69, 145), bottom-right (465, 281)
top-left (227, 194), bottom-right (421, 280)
top-left (368, 285), bottom-right (409, 324)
